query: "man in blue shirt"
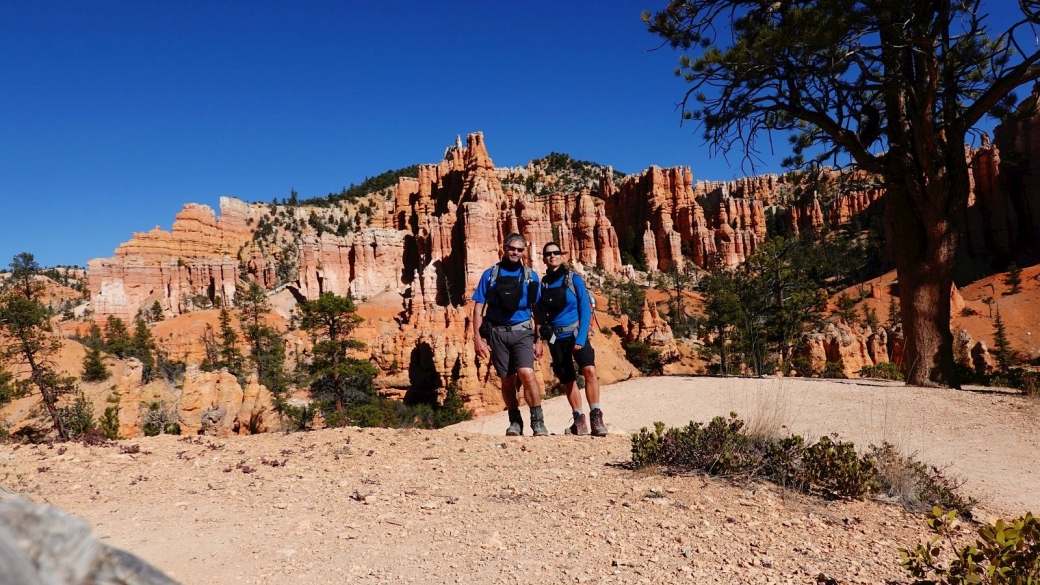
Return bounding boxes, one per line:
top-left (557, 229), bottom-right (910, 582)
top-left (472, 233), bottom-right (547, 436)
top-left (535, 241), bottom-right (608, 436)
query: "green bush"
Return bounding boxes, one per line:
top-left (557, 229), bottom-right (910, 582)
top-left (631, 414), bottom-right (765, 476)
top-left (900, 508), bottom-right (1040, 584)
top-left (989, 368), bottom-right (1040, 396)
top-left (99, 405), bottom-right (121, 440)
top-left (58, 393), bottom-right (97, 439)
top-left (821, 361), bottom-right (847, 379)
top-left (630, 415), bottom-right (970, 508)
top-left (859, 362), bottom-right (904, 381)
top-left (802, 435), bottom-right (879, 498)
top-left (624, 341), bottom-right (674, 375)
top-left (81, 347), bottom-right (110, 382)
top-left (277, 399), bottom-right (319, 432)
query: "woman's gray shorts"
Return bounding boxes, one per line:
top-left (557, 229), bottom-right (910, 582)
top-left (489, 326), bottom-right (536, 378)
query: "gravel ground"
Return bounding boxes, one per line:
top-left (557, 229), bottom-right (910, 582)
top-left (2, 375), bottom-right (1038, 584)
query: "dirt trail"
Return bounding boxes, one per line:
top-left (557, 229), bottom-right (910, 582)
top-left (2, 376), bottom-right (1037, 584)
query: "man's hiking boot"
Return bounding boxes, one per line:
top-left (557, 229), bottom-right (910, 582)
top-left (506, 409), bottom-right (523, 436)
top-left (565, 412), bottom-right (590, 436)
top-left (590, 408), bottom-right (608, 437)
top-left (530, 407), bottom-right (549, 436)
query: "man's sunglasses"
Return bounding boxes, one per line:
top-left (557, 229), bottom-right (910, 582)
top-left (543, 250), bottom-right (562, 257)
top-left (506, 245), bottom-right (526, 252)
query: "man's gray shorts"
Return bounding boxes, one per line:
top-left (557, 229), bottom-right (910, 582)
top-left (489, 326), bottom-right (536, 378)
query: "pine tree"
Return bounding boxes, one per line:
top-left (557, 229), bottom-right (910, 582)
top-left (887, 294), bottom-right (900, 328)
top-left (992, 306), bottom-right (1013, 375)
top-left (84, 322), bottom-right (105, 351)
top-left (105, 316), bottom-right (130, 358)
top-left (149, 301), bottom-right (164, 322)
top-left (235, 281), bottom-right (287, 394)
top-left (217, 308), bottom-right (245, 376)
top-left (1005, 263), bottom-right (1023, 296)
top-left (297, 292), bottom-right (373, 414)
top-left (128, 318), bottom-right (156, 382)
top-left (0, 252), bottom-right (75, 439)
top-left (81, 347), bottom-right (110, 382)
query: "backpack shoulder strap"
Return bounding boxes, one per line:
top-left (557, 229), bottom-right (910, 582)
top-left (564, 271), bottom-right (576, 297)
top-left (489, 264), bottom-right (500, 288)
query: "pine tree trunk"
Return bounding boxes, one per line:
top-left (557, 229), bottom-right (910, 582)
top-left (883, 156), bottom-right (967, 388)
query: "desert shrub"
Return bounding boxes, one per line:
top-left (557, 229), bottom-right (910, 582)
top-left (859, 362), bottom-right (904, 381)
top-left (762, 434), bottom-right (807, 488)
top-left (870, 442), bottom-right (977, 517)
top-left (821, 361), bottom-right (847, 379)
top-left (142, 401), bottom-right (181, 436)
top-left (320, 383), bottom-right (473, 430)
top-left (544, 380), bottom-right (567, 399)
top-left (277, 399), bottom-right (318, 432)
top-left (1021, 371), bottom-right (1040, 397)
top-left (789, 356), bottom-right (817, 377)
top-left (989, 368), bottom-right (1040, 396)
top-left (801, 435), bottom-right (879, 498)
top-left (430, 383), bottom-right (472, 428)
top-left (631, 414), bottom-right (766, 476)
top-left (599, 326), bottom-right (614, 338)
top-left (58, 393), bottom-right (97, 439)
top-left (630, 415), bottom-right (973, 508)
top-left (99, 405), bottom-right (121, 440)
top-left (631, 421), bottom-right (667, 468)
top-left (900, 508), bottom-right (1040, 584)
top-left (623, 341), bottom-right (674, 375)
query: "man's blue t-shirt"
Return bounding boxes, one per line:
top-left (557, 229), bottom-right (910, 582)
top-left (472, 263), bottom-right (540, 326)
top-left (537, 270), bottom-right (592, 346)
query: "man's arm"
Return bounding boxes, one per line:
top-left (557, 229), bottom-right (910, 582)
top-left (531, 303), bottom-right (544, 360)
top-left (473, 301), bottom-right (490, 359)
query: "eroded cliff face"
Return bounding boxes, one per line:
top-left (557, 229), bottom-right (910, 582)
top-left (87, 199), bottom-right (257, 321)
top-left (385, 133), bottom-right (631, 414)
top-left (81, 118), bottom-right (1040, 424)
top-left (86, 133), bottom-right (639, 417)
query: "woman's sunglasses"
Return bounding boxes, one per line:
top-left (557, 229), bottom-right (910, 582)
top-left (543, 250), bottom-right (563, 257)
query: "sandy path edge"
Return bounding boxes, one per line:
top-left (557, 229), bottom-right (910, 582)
top-left (452, 376), bottom-right (1040, 517)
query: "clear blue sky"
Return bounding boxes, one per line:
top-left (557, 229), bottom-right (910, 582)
top-left (0, 1), bottom-right (1022, 268)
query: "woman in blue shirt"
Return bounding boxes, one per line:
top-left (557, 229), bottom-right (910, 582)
top-left (536, 241), bottom-right (607, 436)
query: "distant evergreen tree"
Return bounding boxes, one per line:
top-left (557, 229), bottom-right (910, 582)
top-left (81, 347), bottom-right (110, 382)
top-left (887, 294), bottom-right (901, 328)
top-left (128, 318), bottom-right (157, 382)
top-left (149, 301), bottom-right (164, 322)
top-left (217, 308), bottom-right (245, 376)
top-left (992, 306), bottom-right (1013, 375)
top-left (83, 322), bottom-right (105, 351)
top-left (235, 281), bottom-right (287, 394)
top-left (1005, 263), bottom-right (1023, 295)
top-left (104, 316), bottom-right (130, 358)
top-left (297, 292), bottom-right (375, 418)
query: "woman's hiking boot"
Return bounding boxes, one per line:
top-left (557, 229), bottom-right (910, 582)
top-left (565, 412), bottom-right (590, 436)
top-left (590, 408), bottom-right (608, 436)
